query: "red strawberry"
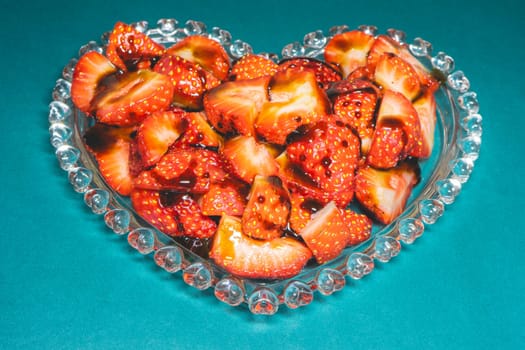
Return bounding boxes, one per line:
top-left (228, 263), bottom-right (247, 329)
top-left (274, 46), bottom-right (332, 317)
top-left (92, 69), bottom-right (174, 126)
top-left (171, 194), bottom-right (217, 239)
top-left (166, 35), bottom-right (231, 81)
top-left (242, 175), bottom-right (290, 240)
top-left (366, 125), bottom-right (406, 169)
top-left (355, 161), bottom-right (420, 224)
top-left (130, 189), bottom-right (180, 236)
top-left (324, 30), bottom-right (375, 77)
top-left (199, 179), bottom-right (248, 216)
top-left (412, 89), bottom-right (437, 158)
top-left (277, 57), bottom-right (342, 89)
top-left (299, 201), bottom-right (352, 263)
top-left (153, 147), bottom-right (194, 180)
top-left (203, 76), bottom-right (270, 136)
top-left (286, 116), bottom-right (361, 207)
top-left (136, 110), bottom-right (187, 167)
top-left (255, 69), bottom-right (330, 145)
top-left (229, 54), bottom-right (279, 80)
top-left (106, 22), bottom-right (166, 71)
top-left (178, 111), bottom-right (224, 148)
top-left (209, 215), bottom-right (312, 279)
top-left (71, 51), bottom-right (118, 115)
top-left (220, 135), bottom-right (279, 184)
top-left (374, 53), bottom-right (421, 101)
top-left (288, 191), bottom-right (325, 233)
top-left (341, 208), bottom-right (372, 246)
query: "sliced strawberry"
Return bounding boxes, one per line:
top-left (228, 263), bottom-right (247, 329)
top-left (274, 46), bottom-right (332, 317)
top-left (166, 35), bottom-right (231, 81)
top-left (229, 54), bottom-right (279, 80)
top-left (153, 147), bottom-right (193, 180)
top-left (209, 215), bottom-right (312, 279)
top-left (366, 125), bottom-right (406, 169)
top-left (288, 191), bottom-right (325, 233)
top-left (277, 57), bottom-right (342, 89)
top-left (171, 194), bottom-right (217, 238)
top-left (105, 21), bottom-right (166, 71)
top-left (178, 111), bottom-right (223, 148)
top-left (130, 189), bottom-right (180, 236)
top-left (221, 135), bottom-right (279, 184)
top-left (299, 201), bottom-right (352, 263)
top-left (324, 30), bottom-right (375, 77)
top-left (203, 76), bottom-right (270, 136)
top-left (242, 175), bottom-right (290, 240)
top-left (136, 110), bottom-right (187, 167)
top-left (92, 69), bottom-right (174, 126)
top-left (199, 179), bottom-right (248, 216)
top-left (412, 89), bottom-right (437, 158)
top-left (355, 161), bottom-right (420, 224)
top-left (71, 51), bottom-right (118, 115)
top-left (341, 208), bottom-right (372, 246)
top-left (374, 53), bottom-right (421, 101)
top-left (255, 69), bottom-right (330, 145)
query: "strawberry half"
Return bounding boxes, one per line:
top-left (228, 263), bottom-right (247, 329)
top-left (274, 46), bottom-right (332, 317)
top-left (178, 111), bottom-right (224, 148)
top-left (242, 175), bottom-right (290, 240)
top-left (366, 125), bottom-right (406, 169)
top-left (355, 161), bottom-right (420, 224)
top-left (374, 53), bottom-right (421, 101)
top-left (324, 30), bottom-right (375, 77)
top-left (199, 179), bottom-right (248, 216)
top-left (229, 54), bottom-right (279, 80)
top-left (130, 189), bottom-right (180, 236)
top-left (277, 57), bottom-right (342, 89)
top-left (106, 22), bottom-right (166, 71)
top-left (210, 215), bottom-right (312, 279)
top-left (71, 51), bottom-right (118, 115)
top-left (341, 208), bottom-right (372, 246)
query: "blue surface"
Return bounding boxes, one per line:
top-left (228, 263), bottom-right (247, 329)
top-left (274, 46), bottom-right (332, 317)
top-left (1, 0), bottom-right (524, 348)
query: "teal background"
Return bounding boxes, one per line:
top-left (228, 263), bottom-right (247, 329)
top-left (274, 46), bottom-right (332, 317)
top-left (1, 0), bottom-right (524, 348)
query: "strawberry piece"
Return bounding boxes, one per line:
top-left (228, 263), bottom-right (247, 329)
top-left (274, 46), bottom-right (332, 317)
top-left (299, 201), bottom-right (352, 263)
top-left (153, 147), bottom-right (193, 180)
top-left (136, 110), bottom-right (187, 167)
top-left (92, 69), bottom-right (174, 126)
top-left (221, 135), bottom-right (279, 184)
top-left (277, 57), bottom-right (342, 89)
top-left (166, 35), bottom-right (231, 81)
top-left (199, 179), bottom-right (248, 216)
top-left (71, 51), bottom-right (118, 115)
top-left (203, 76), bottom-right (270, 136)
top-left (130, 189), bottom-right (180, 236)
top-left (366, 125), bottom-right (406, 169)
top-left (412, 89), bottom-right (437, 158)
top-left (179, 111), bottom-right (224, 148)
top-left (171, 194), bottom-right (217, 239)
top-left (255, 69), bottom-right (330, 145)
top-left (229, 54), bottom-right (279, 80)
top-left (242, 175), bottom-right (290, 240)
top-left (106, 22), bottom-right (166, 71)
top-left (286, 117), bottom-right (361, 207)
top-left (341, 208), bottom-right (372, 246)
top-left (288, 191), bottom-right (325, 233)
top-left (374, 53), bottom-right (421, 101)
top-left (324, 30), bottom-right (375, 77)
top-left (210, 215), bottom-right (312, 279)
top-left (355, 161), bottom-right (420, 224)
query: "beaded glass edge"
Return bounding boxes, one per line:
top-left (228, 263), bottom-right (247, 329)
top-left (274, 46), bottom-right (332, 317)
top-left (49, 19), bottom-right (481, 315)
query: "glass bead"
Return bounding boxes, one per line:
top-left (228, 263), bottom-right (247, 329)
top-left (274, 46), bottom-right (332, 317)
top-left (329, 24), bottom-right (350, 36)
top-left (449, 157), bottom-right (474, 183)
top-left (397, 218), bottom-right (425, 244)
top-left (209, 27), bottom-right (232, 46)
top-left (154, 246), bottom-right (183, 273)
top-left (303, 30), bottom-right (326, 49)
top-left (458, 91), bottom-right (480, 114)
top-left (128, 228), bottom-right (156, 255)
top-left (358, 25), bottom-right (377, 36)
top-left (229, 39), bottom-right (253, 59)
top-left (67, 166), bottom-right (92, 192)
top-left (49, 100), bottom-right (71, 123)
top-left (419, 199), bottom-right (445, 224)
top-left (62, 58), bottom-right (77, 81)
top-left (387, 28), bottom-right (406, 44)
top-left (56, 145), bottom-right (80, 171)
top-left (461, 114), bottom-right (483, 137)
top-left (346, 252), bottom-right (374, 279)
top-left (132, 21), bottom-right (149, 33)
top-left (104, 209), bottom-right (130, 235)
top-left (283, 281), bottom-right (313, 309)
top-left (78, 41), bottom-right (103, 56)
top-left (52, 79), bottom-right (71, 102)
top-left (447, 70), bottom-right (470, 93)
top-left (49, 123), bottom-right (72, 148)
top-left (281, 41), bottom-right (305, 58)
top-left (316, 268), bottom-right (345, 295)
top-left (183, 262), bottom-right (212, 290)
top-left (436, 178), bottom-right (462, 205)
top-left (248, 288), bottom-right (279, 315)
top-left (431, 52), bottom-right (455, 74)
top-left (157, 18), bottom-right (178, 36)
top-left (214, 277), bottom-right (245, 306)
top-left (459, 135), bottom-right (481, 161)
top-left (184, 20), bottom-right (206, 35)
top-left (374, 236), bottom-right (401, 262)
top-left (409, 37), bottom-right (432, 57)
top-left (83, 188), bottom-right (110, 214)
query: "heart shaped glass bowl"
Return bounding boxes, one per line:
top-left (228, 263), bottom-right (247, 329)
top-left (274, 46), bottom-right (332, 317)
top-left (49, 19), bottom-right (482, 315)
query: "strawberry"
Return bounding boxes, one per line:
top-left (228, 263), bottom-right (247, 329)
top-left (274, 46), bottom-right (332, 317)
top-left (366, 125), bottom-right (406, 169)
top-left (324, 30), bottom-right (375, 77)
top-left (199, 179), bottom-right (248, 216)
top-left (203, 76), bottom-right (270, 136)
top-left (355, 161), bottom-right (420, 224)
top-left (136, 110), bottom-right (187, 167)
top-left (130, 189), bottom-right (180, 236)
top-left (178, 111), bottom-right (223, 148)
top-left (105, 22), bottom-right (166, 71)
top-left (209, 215), bottom-right (312, 279)
top-left (299, 201), bottom-right (352, 263)
top-left (412, 89), bottom-right (437, 158)
top-left (166, 35), bottom-right (231, 81)
top-left (255, 69), bottom-right (330, 145)
top-left (288, 191), bottom-right (324, 233)
top-left (153, 147), bottom-right (194, 180)
top-left (220, 135), bottom-right (279, 184)
top-left (242, 175), bottom-right (290, 240)
top-left (229, 54), bottom-right (279, 80)
top-left (71, 51), bottom-right (118, 115)
top-left (277, 57), bottom-right (342, 89)
top-left (341, 208), bottom-right (372, 245)
top-left (92, 69), bottom-right (174, 126)
top-left (171, 194), bottom-right (217, 239)
top-left (285, 116), bottom-right (361, 207)
top-left (374, 53), bottom-right (421, 101)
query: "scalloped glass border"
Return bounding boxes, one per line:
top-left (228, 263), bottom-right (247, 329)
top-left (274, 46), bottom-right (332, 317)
top-left (48, 19), bottom-right (482, 315)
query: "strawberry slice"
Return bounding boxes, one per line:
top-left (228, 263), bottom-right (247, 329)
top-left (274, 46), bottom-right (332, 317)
top-left (324, 30), bottom-right (375, 77)
top-left (178, 111), bottom-right (224, 148)
top-left (277, 57), bottom-right (342, 89)
top-left (106, 22), bottom-right (166, 71)
top-left (242, 175), bottom-right (290, 240)
top-left (92, 69), bottom-right (174, 126)
top-left (374, 53), bottom-right (421, 101)
top-left (153, 147), bottom-right (194, 180)
top-left (255, 69), bottom-right (330, 145)
top-left (171, 194), bottom-right (217, 239)
top-left (166, 35), bottom-right (231, 81)
top-left (136, 110), bottom-right (187, 167)
top-left (209, 215), bottom-right (312, 279)
top-left (366, 125), bottom-right (406, 169)
top-left (221, 135), bottom-right (279, 184)
top-left (412, 89), bottom-right (437, 158)
top-left (199, 179), bottom-right (248, 216)
top-left (299, 201), bottom-right (352, 263)
top-left (341, 208), bottom-right (372, 246)
top-left (355, 161), bottom-right (420, 224)
top-left (130, 189), bottom-right (180, 236)
top-left (288, 191), bottom-right (324, 233)
top-left (203, 76), bottom-right (270, 136)
top-left (229, 54), bottom-right (279, 80)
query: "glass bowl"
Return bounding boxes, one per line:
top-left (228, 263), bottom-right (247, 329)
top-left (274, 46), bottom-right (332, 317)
top-left (48, 19), bottom-right (482, 315)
